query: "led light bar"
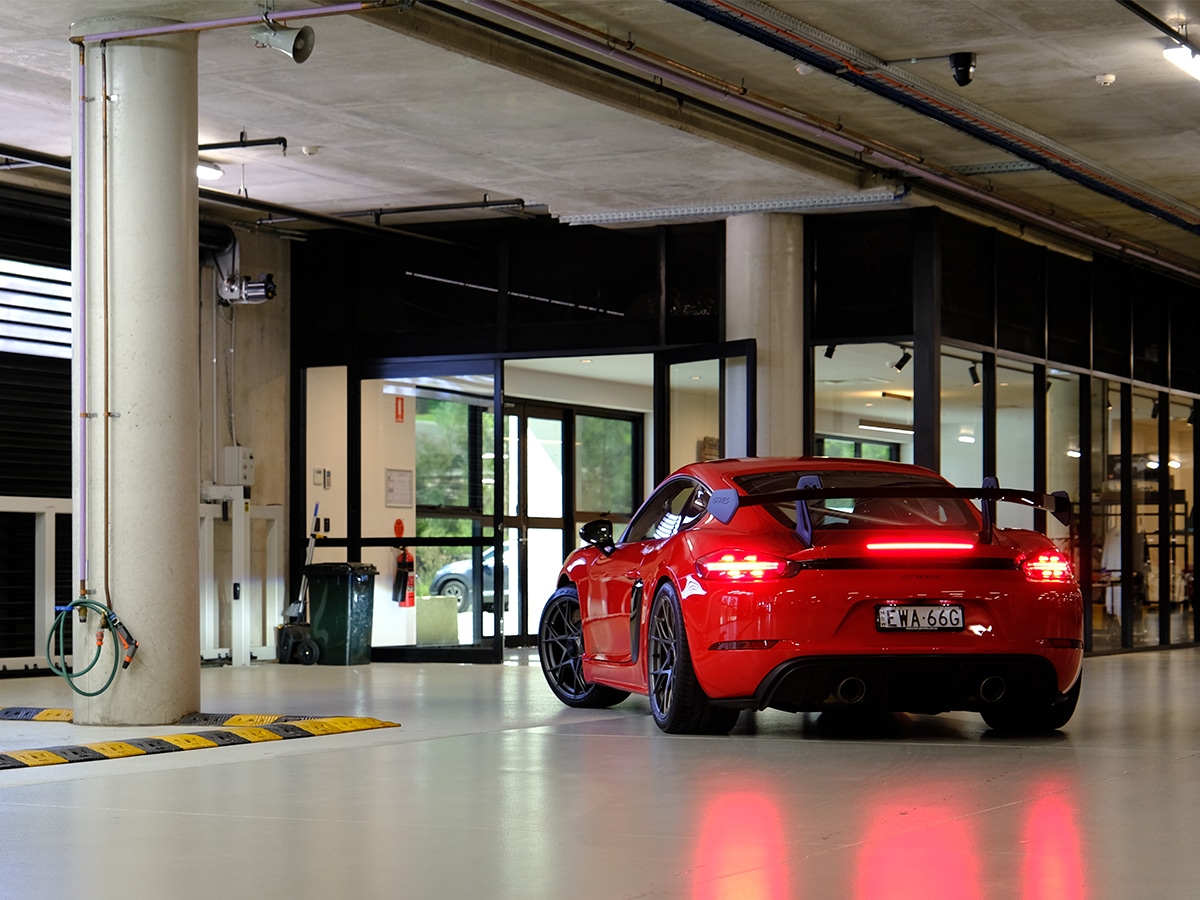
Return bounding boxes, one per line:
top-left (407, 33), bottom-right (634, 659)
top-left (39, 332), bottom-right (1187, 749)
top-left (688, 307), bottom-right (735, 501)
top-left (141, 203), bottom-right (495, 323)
top-left (866, 542), bottom-right (975, 551)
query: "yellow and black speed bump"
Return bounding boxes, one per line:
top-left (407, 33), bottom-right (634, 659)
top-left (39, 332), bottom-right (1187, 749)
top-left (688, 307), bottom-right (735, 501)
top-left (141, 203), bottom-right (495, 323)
top-left (0, 708), bottom-right (398, 770)
top-left (0, 707), bottom-right (74, 722)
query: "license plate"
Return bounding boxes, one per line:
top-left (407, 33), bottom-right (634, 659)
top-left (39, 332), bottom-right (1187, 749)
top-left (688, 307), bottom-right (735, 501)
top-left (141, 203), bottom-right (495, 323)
top-left (876, 604), bottom-right (964, 631)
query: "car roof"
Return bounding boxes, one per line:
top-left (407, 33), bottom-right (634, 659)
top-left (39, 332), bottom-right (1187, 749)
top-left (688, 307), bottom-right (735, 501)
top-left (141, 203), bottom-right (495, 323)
top-left (672, 456), bottom-right (945, 490)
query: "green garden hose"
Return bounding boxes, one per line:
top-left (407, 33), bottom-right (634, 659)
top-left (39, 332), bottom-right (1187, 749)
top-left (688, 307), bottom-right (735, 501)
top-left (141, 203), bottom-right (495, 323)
top-left (46, 598), bottom-right (121, 697)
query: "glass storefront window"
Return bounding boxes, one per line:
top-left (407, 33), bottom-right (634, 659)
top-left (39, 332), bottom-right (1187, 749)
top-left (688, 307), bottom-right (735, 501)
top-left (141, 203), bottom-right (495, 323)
top-left (1092, 381), bottom-right (1122, 651)
top-left (939, 348), bottom-right (983, 488)
top-left (995, 361), bottom-right (1035, 529)
top-left (1045, 369), bottom-right (1081, 570)
top-left (1131, 390), bottom-right (1157, 648)
top-left (814, 343), bottom-right (914, 464)
top-left (577, 414), bottom-right (635, 522)
top-left (1168, 397), bottom-right (1194, 644)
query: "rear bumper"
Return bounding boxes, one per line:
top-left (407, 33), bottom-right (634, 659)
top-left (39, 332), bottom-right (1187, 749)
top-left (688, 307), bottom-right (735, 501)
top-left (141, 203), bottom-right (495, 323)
top-left (717, 653), bottom-right (1064, 715)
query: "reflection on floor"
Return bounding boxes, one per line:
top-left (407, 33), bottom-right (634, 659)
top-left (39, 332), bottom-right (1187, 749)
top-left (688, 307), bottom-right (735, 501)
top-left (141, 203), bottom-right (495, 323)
top-left (1090, 603), bottom-right (1197, 650)
top-left (3, 648), bottom-right (1200, 898)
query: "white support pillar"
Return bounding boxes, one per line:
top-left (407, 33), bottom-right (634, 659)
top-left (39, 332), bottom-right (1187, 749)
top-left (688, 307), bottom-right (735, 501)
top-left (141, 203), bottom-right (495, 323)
top-left (725, 214), bottom-right (806, 456)
top-left (71, 17), bottom-right (201, 724)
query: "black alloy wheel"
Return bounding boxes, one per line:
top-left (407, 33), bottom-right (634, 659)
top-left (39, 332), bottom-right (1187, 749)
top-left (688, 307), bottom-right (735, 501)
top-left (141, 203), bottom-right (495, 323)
top-left (538, 586), bottom-right (629, 709)
top-left (647, 582), bottom-right (739, 735)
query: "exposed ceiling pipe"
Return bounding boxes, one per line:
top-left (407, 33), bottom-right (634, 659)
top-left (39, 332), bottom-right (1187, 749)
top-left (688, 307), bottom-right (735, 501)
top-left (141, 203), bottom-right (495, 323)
top-left (456, 0), bottom-right (1200, 279)
top-left (255, 195), bottom-right (529, 227)
top-left (0, 142), bottom-right (460, 246)
top-left (199, 130), bottom-right (288, 154)
top-left (666, 0), bottom-right (1200, 238)
top-left (68, 1), bottom-right (403, 45)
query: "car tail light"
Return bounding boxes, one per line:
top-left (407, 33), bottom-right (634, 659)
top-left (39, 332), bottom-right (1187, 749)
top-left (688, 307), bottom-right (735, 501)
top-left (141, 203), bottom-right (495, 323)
top-left (1022, 550), bottom-right (1074, 583)
top-left (696, 551), bottom-right (796, 581)
top-left (866, 541), bottom-right (975, 551)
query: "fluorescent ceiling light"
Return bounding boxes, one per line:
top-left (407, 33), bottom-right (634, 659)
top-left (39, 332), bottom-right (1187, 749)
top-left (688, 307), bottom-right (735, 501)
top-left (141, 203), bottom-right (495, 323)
top-left (196, 160), bottom-right (224, 181)
top-left (1164, 45), bottom-right (1200, 81)
top-left (957, 434), bottom-right (976, 443)
top-left (859, 418), bottom-right (913, 435)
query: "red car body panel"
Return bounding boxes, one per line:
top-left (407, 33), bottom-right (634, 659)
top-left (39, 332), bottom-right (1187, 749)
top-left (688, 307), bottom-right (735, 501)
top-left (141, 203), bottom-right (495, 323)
top-left (558, 457), bottom-right (1084, 717)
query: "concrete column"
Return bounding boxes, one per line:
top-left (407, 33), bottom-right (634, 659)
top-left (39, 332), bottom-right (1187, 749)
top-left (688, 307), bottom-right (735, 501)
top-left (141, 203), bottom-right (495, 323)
top-left (71, 17), bottom-right (200, 724)
top-left (725, 214), bottom-right (806, 456)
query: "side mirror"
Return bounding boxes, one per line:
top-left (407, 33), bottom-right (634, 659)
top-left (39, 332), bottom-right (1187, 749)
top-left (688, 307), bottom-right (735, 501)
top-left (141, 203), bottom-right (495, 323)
top-left (580, 519), bottom-right (616, 556)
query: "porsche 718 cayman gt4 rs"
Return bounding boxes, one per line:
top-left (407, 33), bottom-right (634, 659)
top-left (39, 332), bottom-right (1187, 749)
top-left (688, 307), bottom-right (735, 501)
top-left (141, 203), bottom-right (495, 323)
top-left (538, 457), bottom-right (1083, 735)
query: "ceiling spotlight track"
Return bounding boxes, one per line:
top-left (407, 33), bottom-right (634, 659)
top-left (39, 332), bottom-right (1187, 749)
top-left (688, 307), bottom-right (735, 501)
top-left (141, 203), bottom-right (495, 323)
top-left (665, 0), bottom-right (1200, 239)
top-left (1114, 0), bottom-right (1200, 55)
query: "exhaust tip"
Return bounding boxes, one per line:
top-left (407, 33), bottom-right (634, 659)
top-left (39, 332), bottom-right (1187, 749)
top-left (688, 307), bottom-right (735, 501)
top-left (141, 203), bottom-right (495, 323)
top-left (835, 675), bottom-right (867, 704)
top-left (979, 675), bottom-right (1006, 704)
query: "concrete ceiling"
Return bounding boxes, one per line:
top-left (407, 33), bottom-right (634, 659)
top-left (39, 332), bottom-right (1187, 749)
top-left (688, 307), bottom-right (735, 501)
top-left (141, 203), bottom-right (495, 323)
top-left (3, 0), bottom-right (1200, 276)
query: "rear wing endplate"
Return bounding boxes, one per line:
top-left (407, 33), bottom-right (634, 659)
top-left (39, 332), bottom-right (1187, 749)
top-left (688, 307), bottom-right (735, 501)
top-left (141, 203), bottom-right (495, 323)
top-left (707, 478), bottom-right (1072, 549)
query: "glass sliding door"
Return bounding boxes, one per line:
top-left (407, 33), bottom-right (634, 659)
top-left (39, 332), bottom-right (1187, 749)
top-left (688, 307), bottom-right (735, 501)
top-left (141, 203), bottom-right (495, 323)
top-left (504, 404), bottom-right (565, 645)
top-left (655, 341), bottom-right (756, 483)
top-left (813, 343), bottom-right (915, 464)
top-left (355, 362), bottom-right (503, 663)
top-left (939, 348), bottom-right (984, 488)
top-left (575, 412), bottom-right (640, 544)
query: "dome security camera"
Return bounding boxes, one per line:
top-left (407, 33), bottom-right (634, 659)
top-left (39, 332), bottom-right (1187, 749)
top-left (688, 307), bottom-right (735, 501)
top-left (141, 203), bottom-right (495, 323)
top-left (949, 51), bottom-right (976, 86)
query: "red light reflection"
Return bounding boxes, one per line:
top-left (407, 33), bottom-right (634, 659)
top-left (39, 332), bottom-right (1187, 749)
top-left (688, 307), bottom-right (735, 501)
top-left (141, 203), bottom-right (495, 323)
top-left (693, 790), bottom-right (789, 900)
top-left (855, 789), bottom-right (981, 900)
top-left (855, 781), bottom-right (1086, 899)
top-left (1021, 787), bottom-right (1084, 900)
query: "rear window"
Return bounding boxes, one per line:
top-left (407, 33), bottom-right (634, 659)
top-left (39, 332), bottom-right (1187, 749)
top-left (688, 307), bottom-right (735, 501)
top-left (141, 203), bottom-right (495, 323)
top-left (733, 470), bottom-right (981, 531)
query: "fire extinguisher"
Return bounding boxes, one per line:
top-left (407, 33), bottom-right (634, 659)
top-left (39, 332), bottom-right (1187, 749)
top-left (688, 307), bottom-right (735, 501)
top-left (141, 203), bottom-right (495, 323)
top-left (395, 547), bottom-right (415, 608)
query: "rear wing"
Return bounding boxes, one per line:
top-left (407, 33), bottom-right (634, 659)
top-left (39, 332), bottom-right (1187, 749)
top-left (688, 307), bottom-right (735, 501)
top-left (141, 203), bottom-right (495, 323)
top-left (707, 476), bottom-right (1071, 549)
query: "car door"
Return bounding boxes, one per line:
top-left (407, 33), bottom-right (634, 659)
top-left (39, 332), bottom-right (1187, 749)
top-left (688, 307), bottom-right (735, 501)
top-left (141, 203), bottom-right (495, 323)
top-left (582, 478), bottom-right (708, 677)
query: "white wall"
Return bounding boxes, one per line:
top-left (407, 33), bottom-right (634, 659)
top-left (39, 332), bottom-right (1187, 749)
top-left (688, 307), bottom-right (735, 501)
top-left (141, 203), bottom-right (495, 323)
top-left (200, 230), bottom-right (292, 646)
top-left (304, 366), bottom-right (347, 563)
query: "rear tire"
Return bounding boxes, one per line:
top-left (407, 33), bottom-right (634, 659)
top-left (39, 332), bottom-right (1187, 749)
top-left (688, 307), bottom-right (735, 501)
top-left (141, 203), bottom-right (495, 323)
top-left (647, 582), bottom-right (737, 735)
top-left (438, 578), bottom-right (470, 613)
top-left (296, 639), bottom-right (319, 666)
top-left (981, 674), bottom-right (1081, 733)
top-left (539, 587), bottom-right (630, 709)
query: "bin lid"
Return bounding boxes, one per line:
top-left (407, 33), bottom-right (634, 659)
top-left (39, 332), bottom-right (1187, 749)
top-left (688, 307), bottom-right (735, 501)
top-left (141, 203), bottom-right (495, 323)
top-left (304, 562), bottom-right (378, 575)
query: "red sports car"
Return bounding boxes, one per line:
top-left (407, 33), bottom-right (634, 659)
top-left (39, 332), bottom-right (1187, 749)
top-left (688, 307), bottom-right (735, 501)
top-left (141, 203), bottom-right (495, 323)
top-left (538, 457), bottom-right (1083, 734)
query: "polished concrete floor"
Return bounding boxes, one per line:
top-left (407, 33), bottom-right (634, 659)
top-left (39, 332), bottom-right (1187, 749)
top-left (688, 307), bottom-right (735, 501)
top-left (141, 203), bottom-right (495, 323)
top-left (2, 647), bottom-right (1199, 899)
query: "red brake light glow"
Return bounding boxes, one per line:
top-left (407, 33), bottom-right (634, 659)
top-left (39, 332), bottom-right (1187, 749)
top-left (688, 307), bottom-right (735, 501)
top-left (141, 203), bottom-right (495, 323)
top-left (696, 551), bottom-right (794, 581)
top-left (1022, 550), bottom-right (1074, 583)
top-left (866, 542), bottom-right (975, 551)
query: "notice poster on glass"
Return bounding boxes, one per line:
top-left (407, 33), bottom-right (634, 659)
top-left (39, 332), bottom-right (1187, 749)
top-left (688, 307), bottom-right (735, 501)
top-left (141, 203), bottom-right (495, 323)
top-left (386, 468), bottom-right (414, 507)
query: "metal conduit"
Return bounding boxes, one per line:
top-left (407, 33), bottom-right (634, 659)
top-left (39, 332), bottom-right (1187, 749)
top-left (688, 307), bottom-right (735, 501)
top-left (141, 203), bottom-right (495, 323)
top-left (457, 0), bottom-right (1200, 279)
top-left (666, 0), bottom-right (1200, 237)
